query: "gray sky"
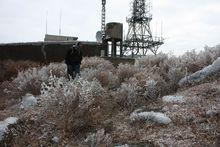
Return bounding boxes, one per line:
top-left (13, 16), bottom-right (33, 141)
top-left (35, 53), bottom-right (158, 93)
top-left (0, 0), bottom-right (220, 55)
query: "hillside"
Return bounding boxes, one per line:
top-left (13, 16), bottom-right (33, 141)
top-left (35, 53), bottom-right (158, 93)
top-left (0, 45), bottom-right (220, 146)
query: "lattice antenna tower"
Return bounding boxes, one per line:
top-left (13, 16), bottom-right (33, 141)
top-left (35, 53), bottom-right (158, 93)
top-left (101, 0), bottom-right (106, 39)
top-left (123, 0), bottom-right (163, 57)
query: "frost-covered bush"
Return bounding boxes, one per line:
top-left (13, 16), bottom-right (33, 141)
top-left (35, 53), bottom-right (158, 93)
top-left (144, 79), bottom-right (158, 99)
top-left (135, 53), bottom-right (168, 69)
top-left (0, 60), bottom-right (39, 82)
top-left (115, 78), bottom-right (141, 108)
top-left (12, 63), bottom-right (66, 94)
top-left (167, 67), bottom-right (184, 91)
top-left (116, 63), bottom-right (139, 83)
top-left (134, 53), bottom-right (181, 95)
top-left (81, 68), bottom-right (119, 89)
top-left (41, 75), bottom-right (105, 109)
top-left (198, 45), bottom-right (220, 66)
top-left (45, 62), bottom-right (66, 77)
top-left (180, 50), bottom-right (201, 73)
top-left (85, 129), bottom-right (112, 146)
top-left (14, 63), bottom-right (66, 87)
top-left (81, 57), bottom-right (114, 71)
top-left (179, 45), bottom-right (220, 74)
top-left (81, 57), bottom-right (118, 89)
top-left (40, 75), bottom-right (106, 132)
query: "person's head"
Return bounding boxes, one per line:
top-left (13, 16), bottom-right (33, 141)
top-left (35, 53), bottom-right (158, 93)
top-left (75, 42), bottom-right (82, 49)
top-left (72, 42), bottom-right (82, 50)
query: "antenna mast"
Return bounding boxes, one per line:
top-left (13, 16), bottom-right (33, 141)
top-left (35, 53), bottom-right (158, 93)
top-left (59, 9), bottom-right (62, 36)
top-left (123, 0), bottom-right (164, 57)
top-left (46, 11), bottom-right (48, 34)
top-left (101, 0), bottom-right (106, 39)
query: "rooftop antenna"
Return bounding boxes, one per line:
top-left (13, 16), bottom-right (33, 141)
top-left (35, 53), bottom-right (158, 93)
top-left (46, 11), bottom-right (48, 34)
top-left (161, 21), bottom-right (163, 38)
top-left (101, 0), bottom-right (106, 39)
top-left (59, 9), bottom-right (62, 36)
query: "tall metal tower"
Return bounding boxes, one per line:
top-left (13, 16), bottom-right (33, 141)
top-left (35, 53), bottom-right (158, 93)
top-left (123, 0), bottom-right (164, 57)
top-left (101, 0), bottom-right (106, 39)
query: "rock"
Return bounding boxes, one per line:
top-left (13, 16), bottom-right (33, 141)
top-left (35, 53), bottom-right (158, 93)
top-left (52, 136), bottom-right (59, 144)
top-left (0, 117), bottom-right (18, 141)
top-left (179, 57), bottom-right (220, 86)
top-left (206, 110), bottom-right (218, 117)
top-left (20, 94), bottom-right (37, 109)
top-left (130, 111), bottom-right (171, 125)
top-left (162, 95), bottom-right (185, 103)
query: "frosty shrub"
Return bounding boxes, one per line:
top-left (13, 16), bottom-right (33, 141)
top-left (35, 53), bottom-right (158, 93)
top-left (179, 50), bottom-right (201, 73)
top-left (13, 63), bottom-right (66, 94)
top-left (81, 68), bottom-right (119, 89)
top-left (135, 53), bottom-right (168, 69)
top-left (0, 60), bottom-right (40, 82)
top-left (81, 57), bottom-right (114, 71)
top-left (167, 67), bottom-right (184, 91)
top-left (116, 63), bottom-right (139, 83)
top-left (13, 67), bottom-right (48, 94)
top-left (85, 129), bottom-right (112, 146)
top-left (40, 75), bottom-right (106, 133)
top-left (81, 57), bottom-right (118, 89)
top-left (144, 79), bottom-right (158, 100)
top-left (115, 78), bottom-right (142, 108)
top-left (179, 44), bottom-right (220, 74)
top-left (198, 45), bottom-right (220, 66)
top-left (45, 62), bottom-right (66, 77)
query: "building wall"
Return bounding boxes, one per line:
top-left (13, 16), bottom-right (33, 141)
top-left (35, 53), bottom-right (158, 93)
top-left (0, 42), bottom-right (105, 62)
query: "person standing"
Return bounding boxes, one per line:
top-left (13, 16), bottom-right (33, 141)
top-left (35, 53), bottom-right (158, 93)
top-left (65, 42), bottom-right (83, 79)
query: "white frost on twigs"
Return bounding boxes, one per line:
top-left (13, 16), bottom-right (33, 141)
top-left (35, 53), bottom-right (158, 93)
top-left (0, 117), bottom-right (18, 141)
top-left (179, 57), bottom-right (220, 86)
top-left (162, 95), bottom-right (185, 103)
top-left (130, 111), bottom-right (171, 125)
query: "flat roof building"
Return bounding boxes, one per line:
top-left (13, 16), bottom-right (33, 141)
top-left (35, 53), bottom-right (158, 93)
top-left (44, 34), bottom-right (78, 42)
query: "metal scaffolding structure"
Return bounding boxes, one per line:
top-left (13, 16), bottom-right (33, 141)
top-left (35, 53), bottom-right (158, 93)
top-left (123, 0), bottom-right (164, 57)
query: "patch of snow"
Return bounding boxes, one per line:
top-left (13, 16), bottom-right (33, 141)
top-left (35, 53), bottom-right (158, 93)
top-left (20, 94), bottom-right (37, 109)
top-left (162, 95), bottom-right (185, 103)
top-left (179, 57), bottom-right (220, 86)
top-left (130, 111), bottom-right (171, 125)
top-left (0, 117), bottom-right (18, 141)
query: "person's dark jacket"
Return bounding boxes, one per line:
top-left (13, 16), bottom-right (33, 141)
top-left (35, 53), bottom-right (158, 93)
top-left (65, 48), bottom-right (82, 65)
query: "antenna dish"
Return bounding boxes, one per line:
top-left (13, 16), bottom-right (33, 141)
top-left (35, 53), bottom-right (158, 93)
top-left (96, 31), bottom-right (102, 43)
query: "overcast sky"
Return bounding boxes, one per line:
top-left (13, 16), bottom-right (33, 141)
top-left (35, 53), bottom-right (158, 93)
top-left (0, 0), bottom-right (220, 55)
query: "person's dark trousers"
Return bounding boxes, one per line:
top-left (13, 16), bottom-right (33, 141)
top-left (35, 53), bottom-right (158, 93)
top-left (67, 63), bottom-right (80, 79)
